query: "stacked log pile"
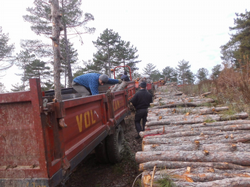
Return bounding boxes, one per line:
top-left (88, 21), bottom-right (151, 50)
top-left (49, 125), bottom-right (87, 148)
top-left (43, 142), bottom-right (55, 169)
top-left (135, 84), bottom-right (250, 187)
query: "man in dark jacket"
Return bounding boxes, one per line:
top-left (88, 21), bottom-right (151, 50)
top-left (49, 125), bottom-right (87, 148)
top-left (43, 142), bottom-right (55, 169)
top-left (121, 71), bottom-right (130, 81)
top-left (130, 81), bottom-right (153, 139)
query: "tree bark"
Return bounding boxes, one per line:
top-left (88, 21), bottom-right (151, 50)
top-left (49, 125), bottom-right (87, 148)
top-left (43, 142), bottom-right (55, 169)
top-left (142, 134), bottom-right (250, 145)
top-left (141, 124), bottom-right (250, 137)
top-left (151, 98), bottom-right (215, 107)
top-left (146, 112), bottom-right (248, 125)
top-left (135, 150), bottom-right (250, 166)
top-left (51, 0), bottom-right (62, 101)
top-left (143, 168), bottom-right (250, 183)
top-left (148, 106), bottom-right (229, 116)
top-left (146, 119), bottom-right (250, 130)
top-left (173, 177), bottom-right (250, 187)
top-left (115, 81), bottom-right (128, 91)
top-left (142, 142), bottom-right (250, 152)
top-left (139, 160), bottom-right (250, 171)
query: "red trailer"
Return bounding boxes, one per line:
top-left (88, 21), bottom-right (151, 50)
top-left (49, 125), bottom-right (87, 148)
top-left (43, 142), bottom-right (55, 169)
top-left (0, 78), bottom-right (136, 187)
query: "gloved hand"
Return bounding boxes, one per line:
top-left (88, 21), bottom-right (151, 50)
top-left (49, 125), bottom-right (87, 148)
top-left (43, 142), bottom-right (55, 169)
top-left (118, 79), bottom-right (122, 84)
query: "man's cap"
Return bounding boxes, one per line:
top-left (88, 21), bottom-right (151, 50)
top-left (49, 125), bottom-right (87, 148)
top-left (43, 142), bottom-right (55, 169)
top-left (99, 74), bottom-right (109, 83)
top-left (139, 82), bottom-right (146, 88)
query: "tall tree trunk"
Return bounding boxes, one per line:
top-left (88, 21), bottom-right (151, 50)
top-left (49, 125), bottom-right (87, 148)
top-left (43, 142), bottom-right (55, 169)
top-left (63, 26), bottom-right (73, 87)
top-left (108, 44), bottom-right (111, 77)
top-left (61, 0), bottom-right (72, 88)
top-left (51, 0), bottom-right (62, 101)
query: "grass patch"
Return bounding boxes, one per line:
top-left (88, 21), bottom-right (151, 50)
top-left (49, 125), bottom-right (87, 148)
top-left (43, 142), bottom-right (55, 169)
top-left (159, 102), bottom-right (165, 106)
top-left (204, 117), bottom-right (216, 123)
top-left (134, 179), bottom-right (141, 187)
top-left (155, 176), bottom-right (176, 187)
top-left (112, 164), bottom-right (124, 175)
top-left (202, 102), bottom-right (215, 107)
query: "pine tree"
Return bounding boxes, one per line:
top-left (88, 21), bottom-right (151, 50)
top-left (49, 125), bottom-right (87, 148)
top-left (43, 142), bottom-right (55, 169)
top-left (220, 10), bottom-right (250, 67)
top-left (0, 27), bottom-right (15, 71)
top-left (16, 40), bottom-right (53, 88)
top-left (0, 82), bottom-right (6, 93)
top-left (211, 64), bottom-right (222, 79)
top-left (185, 70), bottom-right (195, 84)
top-left (23, 0), bottom-right (94, 87)
top-left (23, 59), bottom-right (51, 86)
top-left (115, 40), bottom-right (140, 72)
top-left (150, 70), bottom-right (163, 82)
top-left (142, 63), bottom-right (156, 78)
top-left (73, 60), bottom-right (102, 78)
top-left (60, 38), bottom-right (78, 87)
top-left (176, 60), bottom-right (193, 84)
top-left (11, 83), bottom-right (26, 92)
top-left (93, 29), bottom-right (121, 76)
top-left (162, 66), bottom-right (178, 82)
top-left (92, 29), bottom-right (140, 77)
top-left (196, 68), bottom-right (209, 83)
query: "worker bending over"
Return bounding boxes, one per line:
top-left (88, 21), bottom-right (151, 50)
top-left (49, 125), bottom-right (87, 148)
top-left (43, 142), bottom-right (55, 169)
top-left (73, 73), bottom-right (122, 95)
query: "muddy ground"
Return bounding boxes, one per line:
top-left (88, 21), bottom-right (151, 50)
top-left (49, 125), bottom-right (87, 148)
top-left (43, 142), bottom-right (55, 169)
top-left (64, 113), bottom-right (142, 187)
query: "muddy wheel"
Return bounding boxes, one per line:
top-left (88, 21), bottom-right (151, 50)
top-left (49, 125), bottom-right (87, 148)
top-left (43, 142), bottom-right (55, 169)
top-left (106, 124), bottom-right (124, 164)
top-left (95, 140), bottom-right (109, 163)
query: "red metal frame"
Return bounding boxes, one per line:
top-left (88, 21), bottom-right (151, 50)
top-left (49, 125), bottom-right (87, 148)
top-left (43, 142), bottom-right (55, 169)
top-left (112, 65), bottom-right (132, 80)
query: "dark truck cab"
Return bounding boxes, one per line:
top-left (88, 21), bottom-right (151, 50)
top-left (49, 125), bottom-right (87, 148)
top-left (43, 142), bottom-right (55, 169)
top-left (0, 78), bottom-right (135, 187)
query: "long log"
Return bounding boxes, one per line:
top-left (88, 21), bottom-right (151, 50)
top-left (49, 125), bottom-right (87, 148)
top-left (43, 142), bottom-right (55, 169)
top-left (139, 161), bottom-right (250, 171)
top-left (135, 150), bottom-right (250, 166)
top-left (141, 125), bottom-right (250, 137)
top-left (110, 84), bottom-right (119, 92)
top-left (184, 172), bottom-right (250, 182)
top-left (173, 177), bottom-right (250, 187)
top-left (146, 112), bottom-right (248, 125)
top-left (150, 98), bottom-right (215, 109)
top-left (142, 142), bottom-right (250, 152)
top-left (144, 168), bottom-right (250, 182)
top-left (143, 131), bottom-right (249, 141)
top-left (145, 119), bottom-right (250, 130)
top-left (141, 171), bottom-right (250, 187)
top-left (150, 98), bottom-right (215, 107)
top-left (148, 106), bottom-right (229, 116)
top-left (146, 119), bottom-right (250, 129)
top-left (115, 81), bottom-right (128, 91)
top-left (142, 134), bottom-right (250, 145)
top-left (153, 97), bottom-right (207, 104)
top-left (147, 113), bottom-right (248, 123)
top-left (201, 92), bottom-right (212, 97)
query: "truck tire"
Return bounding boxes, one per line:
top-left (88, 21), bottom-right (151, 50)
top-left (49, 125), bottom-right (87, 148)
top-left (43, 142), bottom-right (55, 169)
top-left (106, 124), bottom-right (124, 164)
top-left (95, 140), bottom-right (109, 163)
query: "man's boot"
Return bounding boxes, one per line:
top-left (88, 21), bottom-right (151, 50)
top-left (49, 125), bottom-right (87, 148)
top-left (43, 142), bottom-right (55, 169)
top-left (135, 133), bottom-right (141, 139)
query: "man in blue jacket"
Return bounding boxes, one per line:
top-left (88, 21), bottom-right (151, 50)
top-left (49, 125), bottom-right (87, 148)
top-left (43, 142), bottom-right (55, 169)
top-left (130, 81), bottom-right (153, 139)
top-left (73, 73), bottom-right (122, 95)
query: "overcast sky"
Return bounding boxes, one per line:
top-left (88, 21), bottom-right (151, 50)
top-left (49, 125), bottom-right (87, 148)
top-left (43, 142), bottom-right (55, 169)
top-left (0, 0), bottom-right (249, 90)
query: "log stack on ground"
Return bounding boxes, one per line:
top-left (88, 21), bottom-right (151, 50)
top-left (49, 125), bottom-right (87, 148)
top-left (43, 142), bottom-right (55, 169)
top-left (135, 83), bottom-right (250, 187)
